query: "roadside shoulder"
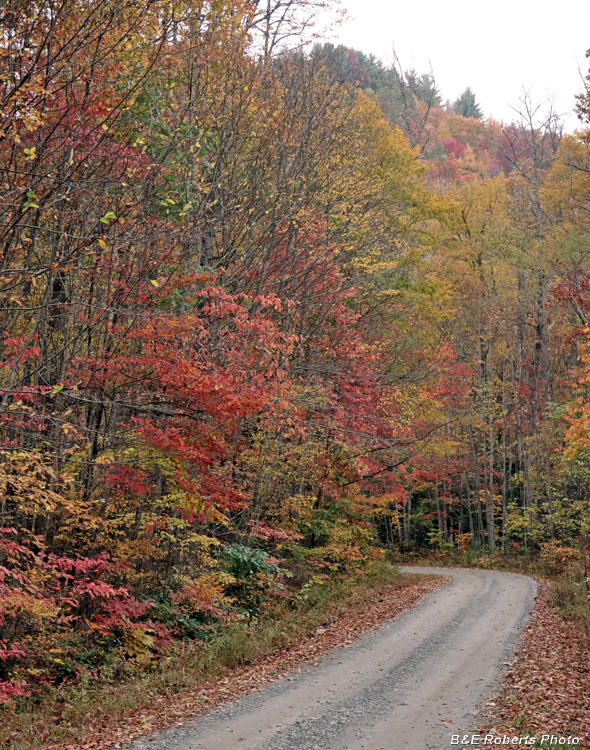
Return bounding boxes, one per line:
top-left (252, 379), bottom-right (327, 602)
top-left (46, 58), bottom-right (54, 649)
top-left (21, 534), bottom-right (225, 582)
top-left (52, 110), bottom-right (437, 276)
top-left (481, 579), bottom-right (590, 749)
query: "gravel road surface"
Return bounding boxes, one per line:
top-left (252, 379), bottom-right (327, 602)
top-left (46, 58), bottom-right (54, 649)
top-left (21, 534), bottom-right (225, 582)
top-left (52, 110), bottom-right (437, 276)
top-left (127, 567), bottom-right (537, 750)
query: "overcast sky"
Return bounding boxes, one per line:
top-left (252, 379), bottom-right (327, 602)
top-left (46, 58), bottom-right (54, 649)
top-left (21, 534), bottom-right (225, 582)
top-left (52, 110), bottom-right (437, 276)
top-left (333, 0), bottom-right (590, 130)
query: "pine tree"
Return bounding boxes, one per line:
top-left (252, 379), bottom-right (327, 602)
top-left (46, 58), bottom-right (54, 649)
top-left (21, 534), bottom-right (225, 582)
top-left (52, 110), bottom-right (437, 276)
top-left (453, 87), bottom-right (483, 119)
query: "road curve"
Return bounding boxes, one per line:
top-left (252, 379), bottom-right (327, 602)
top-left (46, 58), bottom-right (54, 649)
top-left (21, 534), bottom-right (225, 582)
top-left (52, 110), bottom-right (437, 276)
top-left (128, 567), bottom-right (537, 750)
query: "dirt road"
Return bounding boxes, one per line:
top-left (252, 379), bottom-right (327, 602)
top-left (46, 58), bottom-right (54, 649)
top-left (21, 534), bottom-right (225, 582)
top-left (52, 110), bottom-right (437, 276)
top-left (128, 567), bottom-right (537, 750)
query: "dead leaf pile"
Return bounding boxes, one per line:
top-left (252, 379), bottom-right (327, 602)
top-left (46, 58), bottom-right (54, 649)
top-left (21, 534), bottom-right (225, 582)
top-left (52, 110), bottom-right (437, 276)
top-left (483, 579), bottom-right (590, 748)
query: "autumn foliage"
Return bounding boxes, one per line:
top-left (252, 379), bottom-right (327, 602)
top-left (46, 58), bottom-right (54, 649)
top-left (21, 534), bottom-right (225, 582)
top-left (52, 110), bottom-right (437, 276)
top-left (1, 0), bottom-right (590, 715)
top-left (0, 0), bottom-right (442, 704)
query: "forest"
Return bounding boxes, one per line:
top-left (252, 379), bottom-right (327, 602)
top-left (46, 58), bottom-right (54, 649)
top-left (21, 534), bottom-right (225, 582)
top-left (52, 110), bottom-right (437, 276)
top-left (0, 0), bottom-right (589, 739)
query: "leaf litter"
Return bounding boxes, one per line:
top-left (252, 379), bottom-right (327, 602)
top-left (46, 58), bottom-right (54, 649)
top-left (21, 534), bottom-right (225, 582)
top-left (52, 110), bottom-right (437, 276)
top-left (482, 579), bottom-right (590, 748)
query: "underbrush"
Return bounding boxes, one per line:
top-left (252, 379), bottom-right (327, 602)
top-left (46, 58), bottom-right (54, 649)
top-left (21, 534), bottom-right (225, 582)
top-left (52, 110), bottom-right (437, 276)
top-left (1, 558), bottom-right (408, 750)
top-left (548, 570), bottom-right (590, 637)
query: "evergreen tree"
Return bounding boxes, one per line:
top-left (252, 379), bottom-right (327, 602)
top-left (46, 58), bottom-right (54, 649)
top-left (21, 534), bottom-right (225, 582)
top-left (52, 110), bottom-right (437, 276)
top-left (453, 87), bottom-right (483, 119)
top-left (405, 69), bottom-right (442, 106)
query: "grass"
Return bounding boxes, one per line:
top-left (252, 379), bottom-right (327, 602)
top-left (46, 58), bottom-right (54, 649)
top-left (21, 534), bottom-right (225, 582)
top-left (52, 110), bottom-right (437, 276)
top-left (3, 559), bottom-right (412, 750)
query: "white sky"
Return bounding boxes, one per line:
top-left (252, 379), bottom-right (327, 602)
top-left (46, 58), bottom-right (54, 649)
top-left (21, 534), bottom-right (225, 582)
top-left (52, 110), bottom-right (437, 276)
top-left (333, 0), bottom-right (590, 131)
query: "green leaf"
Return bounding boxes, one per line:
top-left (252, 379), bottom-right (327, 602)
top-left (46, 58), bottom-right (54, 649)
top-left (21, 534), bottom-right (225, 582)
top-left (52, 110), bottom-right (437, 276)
top-left (24, 189), bottom-right (39, 208)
